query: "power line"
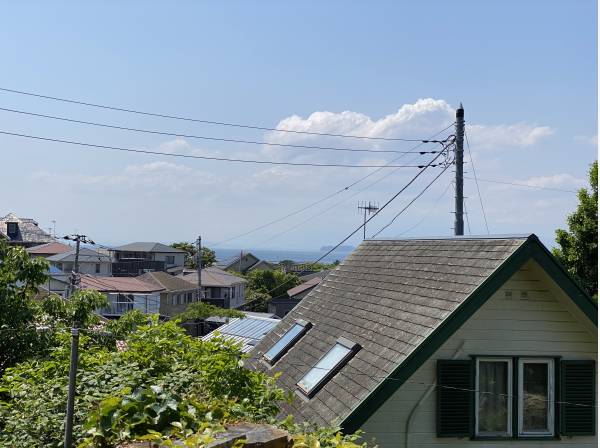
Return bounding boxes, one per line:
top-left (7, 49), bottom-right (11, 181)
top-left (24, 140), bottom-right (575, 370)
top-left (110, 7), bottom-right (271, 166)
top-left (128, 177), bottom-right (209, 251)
top-left (0, 86), bottom-right (446, 142)
top-left (465, 176), bottom-right (581, 194)
top-left (210, 129), bottom-right (456, 247)
top-left (244, 151), bottom-right (449, 301)
top-left (371, 164), bottom-right (452, 238)
top-left (465, 127), bottom-right (489, 234)
top-left (0, 130), bottom-right (446, 169)
top-left (393, 181), bottom-right (452, 237)
top-left (0, 106), bottom-right (443, 155)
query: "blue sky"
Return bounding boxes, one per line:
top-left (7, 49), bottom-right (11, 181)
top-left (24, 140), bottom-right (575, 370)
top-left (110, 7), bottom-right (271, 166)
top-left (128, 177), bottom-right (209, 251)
top-left (0, 0), bottom-right (597, 251)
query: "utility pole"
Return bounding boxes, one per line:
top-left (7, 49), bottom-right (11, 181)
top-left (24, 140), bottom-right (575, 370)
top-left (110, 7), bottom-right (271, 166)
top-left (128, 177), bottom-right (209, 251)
top-left (454, 104), bottom-right (465, 236)
top-left (62, 233), bottom-right (94, 448)
top-left (196, 236), bottom-right (202, 302)
top-left (358, 201), bottom-right (380, 239)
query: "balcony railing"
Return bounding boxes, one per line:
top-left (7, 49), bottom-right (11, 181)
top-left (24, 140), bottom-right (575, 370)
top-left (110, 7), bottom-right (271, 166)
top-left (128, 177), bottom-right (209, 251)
top-left (112, 260), bottom-right (166, 277)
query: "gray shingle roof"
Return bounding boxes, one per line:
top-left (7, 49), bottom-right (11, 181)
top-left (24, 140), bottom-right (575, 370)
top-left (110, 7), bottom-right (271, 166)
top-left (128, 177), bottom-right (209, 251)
top-left (112, 242), bottom-right (186, 253)
top-left (139, 271), bottom-right (197, 292)
top-left (46, 247), bottom-right (112, 263)
top-left (249, 236), bottom-right (529, 427)
top-left (177, 266), bottom-right (246, 287)
top-left (203, 316), bottom-right (280, 352)
top-left (0, 213), bottom-right (54, 245)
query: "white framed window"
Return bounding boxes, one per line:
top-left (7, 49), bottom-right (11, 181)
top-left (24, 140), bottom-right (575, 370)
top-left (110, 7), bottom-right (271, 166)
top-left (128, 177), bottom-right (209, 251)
top-left (518, 358), bottom-right (554, 437)
top-left (475, 358), bottom-right (512, 437)
top-left (165, 255), bottom-right (175, 265)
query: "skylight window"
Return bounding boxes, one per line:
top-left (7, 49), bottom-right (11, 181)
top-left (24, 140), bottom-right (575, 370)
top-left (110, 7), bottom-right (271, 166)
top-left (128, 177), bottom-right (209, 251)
top-left (263, 320), bottom-right (311, 364)
top-left (297, 337), bottom-right (359, 397)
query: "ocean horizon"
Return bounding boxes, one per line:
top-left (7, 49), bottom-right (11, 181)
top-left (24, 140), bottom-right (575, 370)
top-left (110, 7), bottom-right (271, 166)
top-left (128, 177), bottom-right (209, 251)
top-left (213, 247), bottom-right (353, 265)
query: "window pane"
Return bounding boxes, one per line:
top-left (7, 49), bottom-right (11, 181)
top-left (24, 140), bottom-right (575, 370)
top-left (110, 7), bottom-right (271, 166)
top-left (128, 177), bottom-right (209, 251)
top-left (298, 343), bottom-right (351, 394)
top-left (522, 363), bottom-right (549, 432)
top-left (478, 361), bottom-right (510, 435)
top-left (264, 324), bottom-right (304, 362)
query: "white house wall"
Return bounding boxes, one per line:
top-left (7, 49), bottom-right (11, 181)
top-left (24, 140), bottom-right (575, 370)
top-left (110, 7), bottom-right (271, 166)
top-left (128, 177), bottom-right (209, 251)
top-left (359, 260), bottom-right (597, 448)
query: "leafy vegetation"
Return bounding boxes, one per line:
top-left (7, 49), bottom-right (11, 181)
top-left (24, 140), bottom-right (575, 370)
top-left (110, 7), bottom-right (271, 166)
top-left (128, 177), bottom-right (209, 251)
top-left (171, 242), bottom-right (216, 269)
top-left (0, 242), bottom-right (370, 448)
top-left (553, 160), bottom-right (598, 300)
top-left (243, 269), bottom-right (301, 312)
top-left (176, 301), bottom-right (244, 321)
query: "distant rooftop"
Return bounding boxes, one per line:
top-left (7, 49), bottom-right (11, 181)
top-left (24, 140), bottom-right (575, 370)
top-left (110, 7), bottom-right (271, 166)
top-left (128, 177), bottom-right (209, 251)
top-left (0, 212), bottom-right (55, 246)
top-left (178, 266), bottom-right (247, 287)
top-left (46, 247), bottom-right (112, 263)
top-left (26, 241), bottom-right (71, 255)
top-left (139, 271), bottom-right (197, 292)
top-left (112, 242), bottom-right (186, 253)
top-left (79, 274), bottom-right (164, 293)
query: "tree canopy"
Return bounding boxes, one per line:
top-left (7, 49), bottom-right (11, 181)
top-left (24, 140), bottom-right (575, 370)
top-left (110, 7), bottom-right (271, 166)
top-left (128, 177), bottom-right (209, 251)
top-left (553, 160), bottom-right (598, 299)
top-left (170, 242), bottom-right (216, 269)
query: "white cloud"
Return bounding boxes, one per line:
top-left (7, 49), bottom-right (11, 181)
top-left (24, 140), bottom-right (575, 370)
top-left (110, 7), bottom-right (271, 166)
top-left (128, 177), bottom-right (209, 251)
top-left (31, 161), bottom-right (219, 195)
top-left (267, 98), bottom-right (454, 145)
top-left (520, 173), bottom-right (585, 189)
top-left (574, 134), bottom-right (598, 146)
top-left (467, 123), bottom-right (554, 148)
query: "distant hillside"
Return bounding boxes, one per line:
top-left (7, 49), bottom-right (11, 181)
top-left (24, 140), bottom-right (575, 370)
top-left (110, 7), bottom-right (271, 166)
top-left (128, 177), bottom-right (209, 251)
top-left (320, 245), bottom-right (355, 252)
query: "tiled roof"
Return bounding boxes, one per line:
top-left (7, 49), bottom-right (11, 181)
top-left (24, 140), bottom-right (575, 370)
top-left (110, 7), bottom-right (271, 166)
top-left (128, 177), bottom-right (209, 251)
top-left (287, 276), bottom-right (322, 297)
top-left (26, 241), bottom-right (72, 255)
top-left (79, 274), bottom-right (164, 293)
top-left (178, 266), bottom-right (246, 287)
top-left (203, 315), bottom-right (280, 353)
top-left (139, 271), bottom-right (197, 292)
top-left (249, 236), bottom-right (530, 427)
top-left (112, 242), bottom-right (186, 253)
top-left (0, 213), bottom-right (54, 245)
top-left (46, 247), bottom-right (112, 263)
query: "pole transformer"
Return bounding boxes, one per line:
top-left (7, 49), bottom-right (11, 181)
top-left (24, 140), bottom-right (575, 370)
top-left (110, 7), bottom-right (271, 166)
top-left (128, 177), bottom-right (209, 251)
top-left (454, 104), bottom-right (465, 236)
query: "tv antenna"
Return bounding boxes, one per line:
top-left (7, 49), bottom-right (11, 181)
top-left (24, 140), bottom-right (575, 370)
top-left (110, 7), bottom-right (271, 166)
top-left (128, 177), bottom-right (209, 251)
top-left (358, 201), bottom-right (380, 239)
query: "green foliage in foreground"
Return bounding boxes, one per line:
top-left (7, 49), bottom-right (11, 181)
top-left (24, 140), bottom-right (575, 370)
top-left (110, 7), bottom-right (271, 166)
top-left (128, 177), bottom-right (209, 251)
top-left (0, 318), bottom-right (282, 448)
top-left (553, 160), bottom-right (598, 300)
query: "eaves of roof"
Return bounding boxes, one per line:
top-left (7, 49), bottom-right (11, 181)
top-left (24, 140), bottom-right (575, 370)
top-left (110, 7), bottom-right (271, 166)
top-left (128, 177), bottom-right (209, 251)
top-left (340, 234), bottom-right (597, 433)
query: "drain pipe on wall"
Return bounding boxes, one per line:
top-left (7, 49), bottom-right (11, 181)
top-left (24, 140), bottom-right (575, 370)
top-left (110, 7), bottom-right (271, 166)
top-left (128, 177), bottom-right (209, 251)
top-left (404, 340), bottom-right (466, 448)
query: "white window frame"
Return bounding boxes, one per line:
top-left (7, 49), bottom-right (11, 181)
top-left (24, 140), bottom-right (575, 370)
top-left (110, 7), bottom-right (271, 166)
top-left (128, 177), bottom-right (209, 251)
top-left (475, 357), bottom-right (513, 437)
top-left (518, 358), bottom-right (554, 437)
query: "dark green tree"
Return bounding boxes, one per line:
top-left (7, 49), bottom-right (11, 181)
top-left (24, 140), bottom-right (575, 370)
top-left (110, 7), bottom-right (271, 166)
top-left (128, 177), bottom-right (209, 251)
top-left (244, 269), bottom-right (301, 300)
top-left (171, 242), bottom-right (216, 268)
top-left (553, 161), bottom-right (598, 299)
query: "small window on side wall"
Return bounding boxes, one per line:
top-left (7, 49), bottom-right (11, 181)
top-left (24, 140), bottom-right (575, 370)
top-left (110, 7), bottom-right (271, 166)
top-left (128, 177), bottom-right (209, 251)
top-left (475, 358), bottom-right (512, 437)
top-left (297, 337), bottom-right (360, 398)
top-left (263, 320), bottom-right (311, 364)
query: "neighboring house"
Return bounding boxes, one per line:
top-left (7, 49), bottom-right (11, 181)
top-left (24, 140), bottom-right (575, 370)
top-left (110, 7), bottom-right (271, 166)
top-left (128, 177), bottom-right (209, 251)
top-left (218, 252), bottom-right (273, 274)
top-left (26, 241), bottom-right (72, 258)
top-left (79, 274), bottom-right (164, 318)
top-left (0, 212), bottom-right (55, 247)
top-left (268, 276), bottom-right (324, 318)
top-left (250, 235), bottom-right (597, 447)
top-left (178, 266), bottom-right (247, 309)
top-left (111, 242), bottom-right (186, 277)
top-left (139, 271), bottom-right (199, 317)
top-left (203, 314), bottom-right (280, 353)
top-left (47, 247), bottom-right (113, 276)
top-left (36, 266), bottom-right (71, 298)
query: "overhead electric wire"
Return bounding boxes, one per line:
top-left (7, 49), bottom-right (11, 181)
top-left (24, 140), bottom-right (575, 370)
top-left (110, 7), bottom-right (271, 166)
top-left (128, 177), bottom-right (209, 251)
top-left (371, 164), bottom-right (452, 238)
top-left (252, 145), bottom-right (452, 248)
top-left (210, 128), bottom-right (455, 247)
top-left (243, 150), bottom-right (447, 301)
top-left (465, 126), bottom-right (489, 234)
top-left (393, 181), bottom-right (453, 237)
top-left (0, 86), bottom-right (436, 142)
top-left (0, 106), bottom-right (442, 155)
top-left (0, 130), bottom-right (445, 169)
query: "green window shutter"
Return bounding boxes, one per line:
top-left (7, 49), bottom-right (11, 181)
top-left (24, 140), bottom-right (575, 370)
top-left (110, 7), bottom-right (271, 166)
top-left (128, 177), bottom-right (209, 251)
top-left (560, 360), bottom-right (596, 436)
top-left (437, 360), bottom-right (473, 437)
